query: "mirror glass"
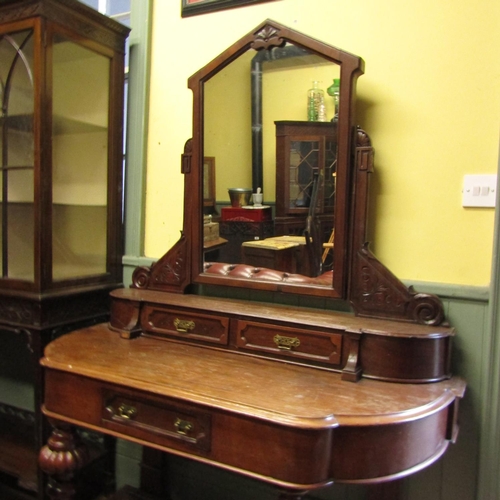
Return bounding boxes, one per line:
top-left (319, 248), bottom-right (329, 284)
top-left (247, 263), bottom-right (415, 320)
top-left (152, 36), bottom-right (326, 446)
top-left (202, 42), bottom-right (340, 287)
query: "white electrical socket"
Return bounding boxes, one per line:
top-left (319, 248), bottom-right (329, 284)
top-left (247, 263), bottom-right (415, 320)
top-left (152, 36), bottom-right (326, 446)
top-left (462, 174), bottom-right (497, 208)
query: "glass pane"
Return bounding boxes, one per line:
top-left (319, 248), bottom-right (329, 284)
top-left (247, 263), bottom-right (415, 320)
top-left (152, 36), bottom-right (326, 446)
top-left (78, 0), bottom-right (99, 9)
top-left (77, 0), bottom-right (130, 19)
top-left (0, 30), bottom-right (35, 281)
top-left (323, 139), bottom-right (337, 210)
top-left (108, 0), bottom-right (131, 16)
top-left (52, 35), bottom-right (110, 280)
top-left (289, 140), bottom-right (319, 209)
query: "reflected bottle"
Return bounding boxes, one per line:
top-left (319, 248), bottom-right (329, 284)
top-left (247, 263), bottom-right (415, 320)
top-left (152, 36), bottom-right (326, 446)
top-left (307, 81), bottom-right (324, 121)
top-left (327, 78), bottom-right (340, 121)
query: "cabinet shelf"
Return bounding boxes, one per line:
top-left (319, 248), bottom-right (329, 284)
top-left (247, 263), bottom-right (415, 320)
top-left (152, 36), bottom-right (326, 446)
top-left (0, 165), bottom-right (33, 171)
top-left (0, 115), bottom-right (33, 132)
top-left (0, 114), bottom-right (107, 135)
top-left (0, 405), bottom-right (37, 493)
top-left (53, 115), bottom-right (107, 135)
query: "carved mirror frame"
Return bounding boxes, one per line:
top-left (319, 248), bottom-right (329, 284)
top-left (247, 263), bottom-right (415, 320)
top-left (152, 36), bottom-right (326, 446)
top-left (132, 19), bottom-right (445, 326)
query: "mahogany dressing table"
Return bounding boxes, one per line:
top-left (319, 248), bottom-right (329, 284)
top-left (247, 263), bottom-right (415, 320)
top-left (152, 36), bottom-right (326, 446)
top-left (38, 20), bottom-right (465, 500)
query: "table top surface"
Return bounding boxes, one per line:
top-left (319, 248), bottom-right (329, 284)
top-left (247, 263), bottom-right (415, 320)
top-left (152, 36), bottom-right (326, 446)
top-left (42, 324), bottom-right (465, 429)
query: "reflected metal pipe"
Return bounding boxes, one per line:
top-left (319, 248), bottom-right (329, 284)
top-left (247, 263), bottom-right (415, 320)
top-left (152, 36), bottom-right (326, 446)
top-left (251, 54), bottom-right (264, 193)
top-left (250, 45), bottom-right (313, 196)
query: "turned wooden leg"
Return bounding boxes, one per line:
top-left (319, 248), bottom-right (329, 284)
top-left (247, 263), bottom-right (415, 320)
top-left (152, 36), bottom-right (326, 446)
top-left (39, 424), bottom-right (89, 500)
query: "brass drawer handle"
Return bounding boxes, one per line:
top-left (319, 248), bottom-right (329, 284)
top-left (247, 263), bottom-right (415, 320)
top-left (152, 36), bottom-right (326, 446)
top-left (273, 334), bottom-right (301, 350)
top-left (174, 318), bottom-right (195, 333)
top-left (174, 418), bottom-right (194, 436)
top-left (105, 403), bottom-right (138, 420)
top-left (117, 403), bottom-right (137, 420)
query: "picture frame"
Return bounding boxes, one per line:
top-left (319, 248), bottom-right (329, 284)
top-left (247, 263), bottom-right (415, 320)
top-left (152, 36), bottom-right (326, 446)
top-left (182, 0), bottom-right (276, 18)
top-left (203, 157), bottom-right (216, 212)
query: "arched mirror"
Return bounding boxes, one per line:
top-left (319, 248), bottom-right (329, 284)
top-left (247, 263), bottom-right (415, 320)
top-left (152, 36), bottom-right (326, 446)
top-left (187, 20), bottom-right (364, 299)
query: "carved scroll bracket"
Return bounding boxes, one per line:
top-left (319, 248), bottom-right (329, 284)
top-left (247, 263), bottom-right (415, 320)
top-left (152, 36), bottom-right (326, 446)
top-left (350, 243), bottom-right (445, 326)
top-left (132, 234), bottom-right (190, 293)
top-left (349, 128), bottom-right (446, 326)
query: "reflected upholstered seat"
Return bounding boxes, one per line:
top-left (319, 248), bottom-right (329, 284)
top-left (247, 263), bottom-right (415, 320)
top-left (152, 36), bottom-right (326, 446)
top-left (203, 262), bottom-right (334, 286)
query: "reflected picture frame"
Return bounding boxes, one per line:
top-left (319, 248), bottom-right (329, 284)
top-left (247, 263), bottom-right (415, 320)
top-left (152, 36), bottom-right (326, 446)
top-left (182, 0), bottom-right (276, 18)
top-left (203, 157), bottom-right (216, 212)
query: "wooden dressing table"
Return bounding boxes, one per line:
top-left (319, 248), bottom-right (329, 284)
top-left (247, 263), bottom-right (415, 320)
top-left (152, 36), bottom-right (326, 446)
top-left (39, 20), bottom-right (465, 500)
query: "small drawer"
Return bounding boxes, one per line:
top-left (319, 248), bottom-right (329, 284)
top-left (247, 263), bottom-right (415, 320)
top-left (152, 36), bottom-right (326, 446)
top-left (236, 320), bottom-right (342, 365)
top-left (102, 392), bottom-right (211, 453)
top-left (141, 304), bottom-right (229, 345)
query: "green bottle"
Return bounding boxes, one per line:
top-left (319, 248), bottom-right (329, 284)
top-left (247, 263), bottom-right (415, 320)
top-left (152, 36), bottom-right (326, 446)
top-left (327, 78), bottom-right (340, 121)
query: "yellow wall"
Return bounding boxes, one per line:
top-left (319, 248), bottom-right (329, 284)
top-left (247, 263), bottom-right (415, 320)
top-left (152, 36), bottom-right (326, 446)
top-left (145, 0), bottom-right (500, 286)
top-left (204, 50), bottom-right (338, 202)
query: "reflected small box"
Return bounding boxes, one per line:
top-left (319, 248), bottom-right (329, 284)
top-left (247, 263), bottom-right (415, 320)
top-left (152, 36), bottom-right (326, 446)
top-left (221, 206), bottom-right (272, 222)
top-left (203, 221), bottom-right (220, 243)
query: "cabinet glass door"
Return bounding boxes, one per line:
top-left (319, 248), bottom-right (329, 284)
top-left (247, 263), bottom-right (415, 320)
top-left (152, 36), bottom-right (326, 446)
top-left (287, 135), bottom-right (336, 215)
top-left (288, 139), bottom-right (323, 211)
top-left (52, 35), bottom-right (110, 280)
top-left (0, 29), bottom-right (35, 281)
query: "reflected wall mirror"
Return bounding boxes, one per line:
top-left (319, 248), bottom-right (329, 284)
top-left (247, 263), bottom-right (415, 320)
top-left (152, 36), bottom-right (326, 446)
top-left (134, 19), bottom-right (444, 325)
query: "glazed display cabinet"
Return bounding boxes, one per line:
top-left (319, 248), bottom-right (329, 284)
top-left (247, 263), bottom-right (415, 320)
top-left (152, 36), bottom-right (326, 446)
top-left (0, 0), bottom-right (129, 497)
top-left (274, 120), bottom-right (337, 238)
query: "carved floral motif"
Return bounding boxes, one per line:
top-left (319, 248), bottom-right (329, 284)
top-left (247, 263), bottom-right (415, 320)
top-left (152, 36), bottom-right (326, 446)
top-left (358, 264), bottom-right (407, 312)
top-left (252, 26), bottom-right (285, 51)
top-left (0, 298), bottom-right (34, 325)
top-left (0, 4), bottom-right (40, 24)
top-left (152, 248), bottom-right (185, 285)
top-left (0, 402), bottom-right (35, 425)
top-left (220, 220), bottom-right (272, 236)
top-left (132, 237), bottom-right (189, 290)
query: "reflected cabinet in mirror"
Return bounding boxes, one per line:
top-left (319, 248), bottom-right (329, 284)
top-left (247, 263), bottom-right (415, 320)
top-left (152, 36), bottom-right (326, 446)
top-left (135, 19), bottom-right (445, 325)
